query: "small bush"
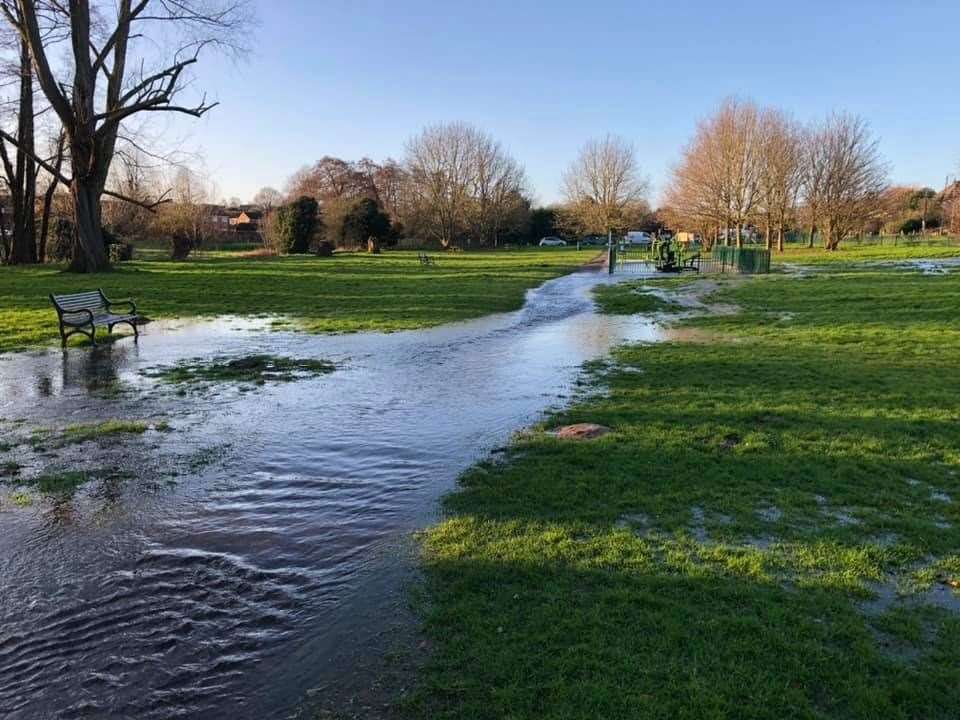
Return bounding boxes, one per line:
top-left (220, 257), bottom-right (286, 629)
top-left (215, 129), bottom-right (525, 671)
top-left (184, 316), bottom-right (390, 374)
top-left (169, 234), bottom-right (194, 260)
top-left (268, 196), bottom-right (319, 254)
top-left (108, 242), bottom-right (134, 263)
top-left (898, 218), bottom-right (923, 235)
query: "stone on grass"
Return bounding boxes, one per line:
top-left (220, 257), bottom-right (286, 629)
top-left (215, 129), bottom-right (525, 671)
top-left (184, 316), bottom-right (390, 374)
top-left (554, 423), bottom-right (611, 440)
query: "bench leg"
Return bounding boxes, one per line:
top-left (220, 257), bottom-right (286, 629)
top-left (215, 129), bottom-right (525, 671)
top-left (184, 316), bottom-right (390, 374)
top-left (108, 321), bottom-right (139, 340)
top-left (61, 326), bottom-right (95, 348)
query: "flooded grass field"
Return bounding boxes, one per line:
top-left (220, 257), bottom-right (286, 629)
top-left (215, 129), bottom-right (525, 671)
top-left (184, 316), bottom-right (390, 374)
top-left (0, 269), bottom-right (657, 719)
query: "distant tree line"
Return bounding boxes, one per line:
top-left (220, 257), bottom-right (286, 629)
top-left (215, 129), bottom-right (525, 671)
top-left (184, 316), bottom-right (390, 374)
top-left (661, 98), bottom-right (893, 251)
top-left (267, 122), bottom-right (534, 253)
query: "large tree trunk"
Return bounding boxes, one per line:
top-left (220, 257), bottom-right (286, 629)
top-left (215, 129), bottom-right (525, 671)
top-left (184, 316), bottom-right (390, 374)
top-left (69, 175), bottom-right (109, 272)
top-left (0, 205), bottom-right (9, 261)
top-left (765, 217), bottom-right (772, 251)
top-left (823, 220), bottom-right (839, 251)
top-left (7, 38), bottom-right (37, 265)
top-left (777, 224), bottom-right (784, 253)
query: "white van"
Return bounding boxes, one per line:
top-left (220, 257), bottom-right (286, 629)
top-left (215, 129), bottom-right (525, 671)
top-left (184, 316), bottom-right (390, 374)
top-left (624, 231), bottom-right (653, 247)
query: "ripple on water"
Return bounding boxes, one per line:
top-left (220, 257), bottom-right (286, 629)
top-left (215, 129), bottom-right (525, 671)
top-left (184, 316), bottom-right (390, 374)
top-left (0, 269), bottom-right (665, 718)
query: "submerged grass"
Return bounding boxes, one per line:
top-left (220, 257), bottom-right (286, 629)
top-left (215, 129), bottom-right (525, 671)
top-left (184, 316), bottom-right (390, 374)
top-left (593, 282), bottom-right (684, 314)
top-left (145, 354), bottom-right (335, 386)
top-left (0, 248), bottom-right (594, 353)
top-left (2, 467), bottom-right (132, 496)
top-left (63, 419), bottom-right (154, 443)
top-left (413, 266), bottom-right (960, 719)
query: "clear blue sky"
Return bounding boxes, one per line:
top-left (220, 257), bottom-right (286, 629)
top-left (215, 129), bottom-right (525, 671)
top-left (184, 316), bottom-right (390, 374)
top-left (181, 0), bottom-right (960, 205)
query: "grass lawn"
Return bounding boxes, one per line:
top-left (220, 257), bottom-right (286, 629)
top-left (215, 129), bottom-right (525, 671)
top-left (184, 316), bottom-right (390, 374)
top-left (0, 247), bottom-right (595, 353)
top-left (773, 243), bottom-right (960, 265)
top-left (412, 265), bottom-right (960, 719)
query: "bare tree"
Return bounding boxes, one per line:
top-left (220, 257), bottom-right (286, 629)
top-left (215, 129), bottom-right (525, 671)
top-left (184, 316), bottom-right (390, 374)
top-left (467, 131), bottom-right (527, 247)
top-left (405, 122), bottom-right (478, 248)
top-left (757, 109), bottom-right (804, 252)
top-left (664, 118), bottom-right (729, 247)
top-left (0, 0), bottom-right (252, 272)
top-left (102, 145), bottom-right (155, 239)
top-left (370, 159), bottom-right (409, 222)
top-left (0, 2), bottom-right (43, 264)
top-left (252, 186), bottom-right (282, 212)
top-left (804, 113), bottom-right (887, 250)
top-left (560, 134), bottom-right (649, 237)
top-left (712, 99), bottom-right (763, 247)
top-left (286, 156), bottom-right (374, 202)
top-left (150, 165), bottom-right (214, 258)
top-left (942, 176), bottom-right (960, 235)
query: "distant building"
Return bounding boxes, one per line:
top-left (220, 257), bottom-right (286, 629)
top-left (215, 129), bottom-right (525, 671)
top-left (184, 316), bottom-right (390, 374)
top-left (206, 205), bottom-right (265, 233)
top-left (229, 209), bottom-right (264, 231)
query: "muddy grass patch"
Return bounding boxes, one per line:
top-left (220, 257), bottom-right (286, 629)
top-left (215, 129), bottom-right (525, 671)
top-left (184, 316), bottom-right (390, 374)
top-left (144, 354), bottom-right (336, 389)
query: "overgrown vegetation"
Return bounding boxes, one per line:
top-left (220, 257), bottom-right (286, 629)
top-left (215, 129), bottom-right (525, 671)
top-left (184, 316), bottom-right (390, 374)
top-left (145, 354), bottom-right (335, 386)
top-left (0, 247), bottom-right (593, 353)
top-left (412, 266), bottom-right (960, 719)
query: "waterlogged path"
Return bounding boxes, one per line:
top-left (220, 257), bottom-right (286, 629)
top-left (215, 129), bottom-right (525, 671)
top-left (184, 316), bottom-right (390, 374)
top-left (0, 269), bottom-right (661, 719)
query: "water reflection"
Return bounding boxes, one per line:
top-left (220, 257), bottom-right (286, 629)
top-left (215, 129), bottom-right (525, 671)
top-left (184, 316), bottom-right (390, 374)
top-left (0, 269), bottom-right (662, 719)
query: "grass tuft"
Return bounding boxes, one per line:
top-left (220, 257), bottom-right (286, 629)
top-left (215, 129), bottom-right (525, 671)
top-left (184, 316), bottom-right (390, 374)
top-left (145, 354), bottom-right (335, 386)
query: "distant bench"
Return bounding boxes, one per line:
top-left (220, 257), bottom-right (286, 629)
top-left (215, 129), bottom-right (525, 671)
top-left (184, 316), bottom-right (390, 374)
top-left (50, 289), bottom-right (139, 347)
top-left (417, 251), bottom-right (436, 266)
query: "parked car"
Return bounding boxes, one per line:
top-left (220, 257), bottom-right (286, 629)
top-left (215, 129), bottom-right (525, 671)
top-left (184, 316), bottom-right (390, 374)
top-left (624, 231), bottom-right (654, 246)
top-left (539, 236), bottom-right (567, 247)
top-left (579, 235), bottom-right (606, 246)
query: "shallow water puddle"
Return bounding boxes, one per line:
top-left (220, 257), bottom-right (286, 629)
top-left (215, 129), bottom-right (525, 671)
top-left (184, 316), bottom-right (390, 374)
top-left (0, 269), bottom-right (663, 719)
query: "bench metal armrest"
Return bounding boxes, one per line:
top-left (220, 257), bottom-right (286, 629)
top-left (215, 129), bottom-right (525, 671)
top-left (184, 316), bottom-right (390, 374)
top-left (60, 308), bottom-right (95, 326)
top-left (105, 298), bottom-right (137, 315)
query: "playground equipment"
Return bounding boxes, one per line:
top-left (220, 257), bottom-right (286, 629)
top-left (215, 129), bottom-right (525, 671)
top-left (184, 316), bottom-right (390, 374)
top-left (653, 237), bottom-right (701, 273)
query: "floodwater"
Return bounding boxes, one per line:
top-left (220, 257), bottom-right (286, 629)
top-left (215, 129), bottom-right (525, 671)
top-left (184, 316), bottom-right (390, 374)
top-left (0, 269), bottom-right (663, 719)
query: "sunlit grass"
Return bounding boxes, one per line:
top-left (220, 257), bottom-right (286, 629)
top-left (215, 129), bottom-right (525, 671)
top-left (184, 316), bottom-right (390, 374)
top-left (0, 248), bottom-right (596, 353)
top-left (412, 266), bottom-right (960, 719)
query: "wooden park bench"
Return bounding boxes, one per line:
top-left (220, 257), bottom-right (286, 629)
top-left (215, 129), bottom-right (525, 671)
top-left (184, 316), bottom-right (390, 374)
top-left (418, 251), bottom-right (436, 266)
top-left (50, 289), bottom-right (139, 347)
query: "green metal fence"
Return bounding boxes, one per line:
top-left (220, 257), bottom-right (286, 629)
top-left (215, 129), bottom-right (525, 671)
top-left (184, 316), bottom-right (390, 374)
top-left (712, 246), bottom-right (771, 274)
top-left (612, 243), bottom-right (772, 274)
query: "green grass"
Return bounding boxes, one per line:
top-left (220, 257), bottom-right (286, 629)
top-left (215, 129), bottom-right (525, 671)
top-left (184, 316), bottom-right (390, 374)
top-left (144, 354), bottom-right (335, 386)
top-left (773, 243), bottom-right (960, 265)
top-left (412, 268), bottom-right (960, 719)
top-left (62, 419), bottom-right (154, 444)
top-left (593, 282), bottom-right (684, 314)
top-left (0, 248), bottom-right (595, 353)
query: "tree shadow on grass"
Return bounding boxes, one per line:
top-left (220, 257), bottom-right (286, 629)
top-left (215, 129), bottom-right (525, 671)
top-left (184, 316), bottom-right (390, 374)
top-left (411, 551), bottom-right (960, 720)
top-left (413, 319), bottom-right (960, 719)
